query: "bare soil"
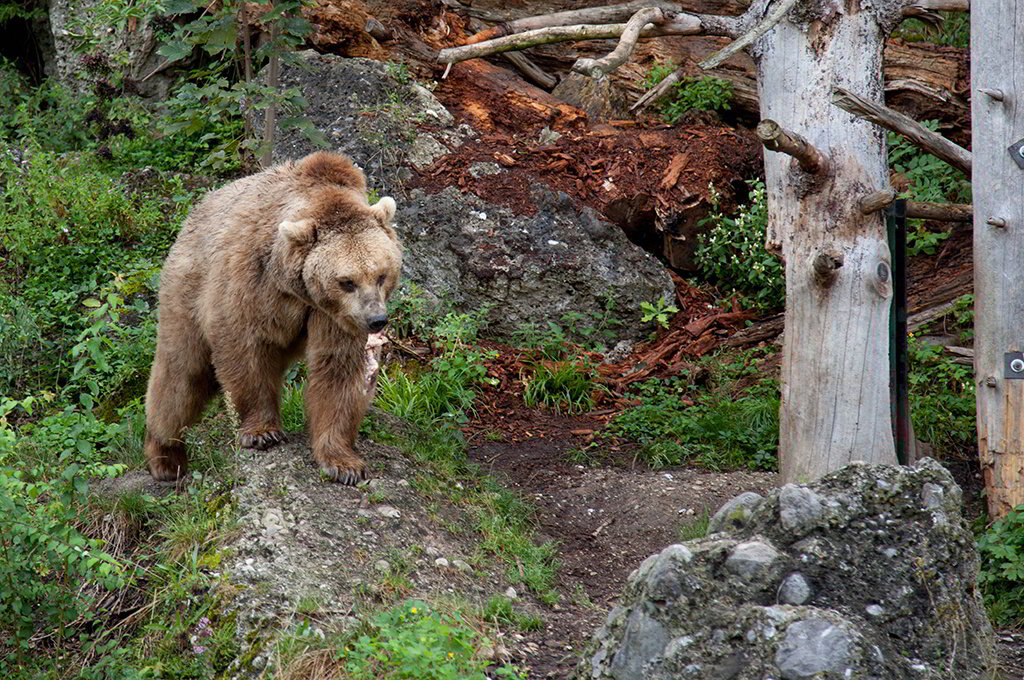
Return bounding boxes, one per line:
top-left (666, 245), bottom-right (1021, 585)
top-left (463, 403), bottom-right (776, 678)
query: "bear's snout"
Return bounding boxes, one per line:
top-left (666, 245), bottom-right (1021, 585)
top-left (366, 313), bottom-right (388, 332)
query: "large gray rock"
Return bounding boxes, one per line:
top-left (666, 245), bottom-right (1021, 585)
top-left (44, 0), bottom-right (168, 97)
top-left (269, 53), bottom-right (674, 343)
top-left (396, 185), bottom-right (673, 342)
top-left (579, 459), bottom-right (995, 680)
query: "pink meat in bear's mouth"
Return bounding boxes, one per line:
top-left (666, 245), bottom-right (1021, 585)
top-left (364, 331), bottom-right (387, 395)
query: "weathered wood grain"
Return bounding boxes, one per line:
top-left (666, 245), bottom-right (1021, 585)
top-left (972, 3), bottom-right (1024, 518)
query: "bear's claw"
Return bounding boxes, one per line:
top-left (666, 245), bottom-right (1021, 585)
top-left (240, 429), bottom-right (287, 450)
top-left (320, 462), bottom-right (368, 486)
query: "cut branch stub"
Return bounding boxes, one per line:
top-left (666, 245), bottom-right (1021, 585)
top-left (859, 189), bottom-right (973, 222)
top-left (859, 189), bottom-right (897, 214)
top-left (812, 250), bottom-right (844, 287)
top-left (903, 0), bottom-right (969, 15)
top-left (832, 86), bottom-right (972, 175)
top-left (572, 7), bottom-right (667, 78)
top-left (756, 119), bottom-right (829, 175)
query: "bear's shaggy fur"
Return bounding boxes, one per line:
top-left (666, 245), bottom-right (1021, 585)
top-left (144, 152), bottom-right (402, 484)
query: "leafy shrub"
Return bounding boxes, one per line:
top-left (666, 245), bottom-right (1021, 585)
top-left (978, 506), bottom-right (1024, 626)
top-left (644, 63), bottom-right (733, 124)
top-left (0, 150), bottom-right (176, 394)
top-left (522, 361), bottom-right (599, 414)
top-left (888, 122), bottom-right (971, 256)
top-left (389, 281), bottom-right (443, 339)
top-left (558, 293), bottom-right (624, 352)
top-left (0, 61), bottom-right (90, 151)
top-left (695, 179), bottom-right (784, 311)
top-left (481, 595), bottom-right (543, 632)
top-left (642, 60), bottom-right (678, 89)
top-left (662, 76), bottom-right (733, 123)
top-left (509, 321), bottom-right (572, 361)
top-left (337, 600), bottom-right (525, 679)
top-left (156, 0), bottom-right (324, 167)
top-left (907, 336), bottom-right (975, 458)
top-left (0, 398), bottom-right (129, 663)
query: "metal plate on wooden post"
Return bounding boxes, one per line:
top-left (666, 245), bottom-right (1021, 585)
top-left (1009, 139), bottom-right (1024, 169)
top-left (1005, 351), bottom-right (1024, 378)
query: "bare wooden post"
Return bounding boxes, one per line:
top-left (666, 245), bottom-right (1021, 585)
top-left (756, 0), bottom-right (904, 482)
top-left (972, 4), bottom-right (1024, 518)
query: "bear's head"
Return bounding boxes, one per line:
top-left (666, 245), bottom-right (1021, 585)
top-left (276, 188), bottom-right (402, 337)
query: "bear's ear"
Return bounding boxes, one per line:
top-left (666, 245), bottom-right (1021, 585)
top-left (371, 196), bottom-right (396, 225)
top-left (278, 218), bottom-right (316, 245)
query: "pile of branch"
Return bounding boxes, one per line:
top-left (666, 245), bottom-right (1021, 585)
top-left (437, 1), bottom-right (970, 133)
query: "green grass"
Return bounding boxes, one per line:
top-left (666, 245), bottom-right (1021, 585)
top-left (482, 595), bottom-right (544, 632)
top-left (522, 360), bottom-right (600, 414)
top-left (600, 348), bottom-right (779, 472)
top-left (677, 509), bottom-right (710, 541)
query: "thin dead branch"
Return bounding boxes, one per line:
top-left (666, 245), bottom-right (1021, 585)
top-left (260, 22), bottom-right (281, 168)
top-left (631, 65), bottom-right (684, 111)
top-left (756, 119), bottom-right (829, 175)
top-left (832, 87), bottom-right (971, 175)
top-left (462, 0), bottom-right (682, 44)
top-left (438, 12), bottom-right (739, 65)
top-left (907, 201), bottom-right (972, 223)
top-left (698, 0), bottom-right (800, 70)
top-left (467, 17), bottom-right (557, 88)
top-left (859, 189), bottom-right (897, 214)
top-left (572, 8), bottom-right (667, 77)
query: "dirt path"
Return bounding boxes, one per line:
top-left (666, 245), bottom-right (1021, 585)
top-left (464, 407), bottom-right (776, 678)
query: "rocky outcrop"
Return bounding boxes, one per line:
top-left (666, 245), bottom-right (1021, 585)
top-left (216, 423), bottom-right (523, 676)
top-left (269, 53), bottom-right (674, 343)
top-left (44, 0), bottom-right (167, 97)
top-left (580, 459), bottom-right (995, 680)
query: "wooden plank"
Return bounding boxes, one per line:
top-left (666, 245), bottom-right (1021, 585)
top-left (973, 4), bottom-right (1024, 518)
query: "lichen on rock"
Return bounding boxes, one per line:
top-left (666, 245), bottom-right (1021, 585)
top-left (579, 459), bottom-right (995, 680)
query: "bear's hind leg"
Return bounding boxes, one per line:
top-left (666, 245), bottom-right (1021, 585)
top-left (145, 319), bottom-right (217, 481)
top-left (212, 344), bottom-right (288, 450)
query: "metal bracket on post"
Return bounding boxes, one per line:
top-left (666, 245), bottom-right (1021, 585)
top-left (1004, 352), bottom-right (1024, 379)
top-left (1009, 139), bottom-right (1024, 169)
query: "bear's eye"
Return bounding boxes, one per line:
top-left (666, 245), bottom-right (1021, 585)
top-left (339, 279), bottom-right (356, 293)
top-left (377, 274), bottom-right (387, 287)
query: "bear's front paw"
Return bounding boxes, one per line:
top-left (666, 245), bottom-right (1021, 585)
top-left (240, 428), bottom-right (287, 450)
top-left (146, 438), bottom-right (188, 482)
top-left (317, 455), bottom-right (368, 486)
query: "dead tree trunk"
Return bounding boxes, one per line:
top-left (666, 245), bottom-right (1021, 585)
top-left (753, 0), bottom-right (904, 482)
top-left (438, 0), bottom-right (964, 484)
top-left (972, 5), bottom-right (1024, 518)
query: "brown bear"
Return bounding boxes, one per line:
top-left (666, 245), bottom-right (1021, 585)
top-left (144, 151), bottom-right (402, 485)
